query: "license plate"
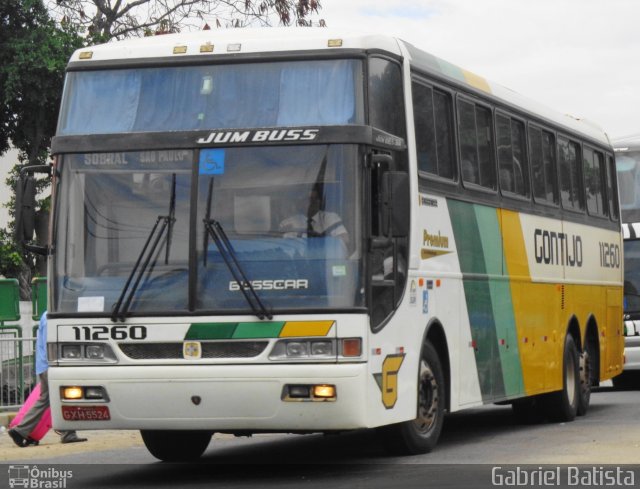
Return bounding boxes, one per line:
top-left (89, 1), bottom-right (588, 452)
top-left (62, 405), bottom-right (111, 421)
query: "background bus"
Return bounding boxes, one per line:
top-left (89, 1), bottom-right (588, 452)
top-left (614, 133), bottom-right (640, 387)
top-left (15, 28), bottom-right (623, 461)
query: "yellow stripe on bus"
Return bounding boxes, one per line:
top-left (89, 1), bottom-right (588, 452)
top-left (499, 209), bottom-right (548, 395)
top-left (462, 70), bottom-right (491, 94)
top-left (279, 321), bottom-right (335, 337)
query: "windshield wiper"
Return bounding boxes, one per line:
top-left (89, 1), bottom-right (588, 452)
top-left (164, 174), bottom-right (176, 264)
top-left (203, 177), bottom-right (215, 267)
top-left (203, 218), bottom-right (273, 320)
top-left (111, 174), bottom-right (177, 322)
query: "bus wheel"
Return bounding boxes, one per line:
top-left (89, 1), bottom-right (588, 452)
top-left (141, 430), bottom-right (212, 462)
top-left (379, 341), bottom-right (445, 455)
top-left (577, 340), bottom-right (594, 416)
top-left (543, 334), bottom-right (580, 422)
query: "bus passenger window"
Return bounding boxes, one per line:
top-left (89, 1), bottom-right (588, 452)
top-left (542, 131), bottom-right (558, 202)
top-left (433, 91), bottom-right (455, 179)
top-left (497, 115), bottom-right (514, 192)
top-left (412, 82), bottom-right (437, 174)
top-left (558, 137), bottom-right (584, 211)
top-left (497, 115), bottom-right (529, 197)
top-left (458, 99), bottom-right (495, 189)
top-left (584, 147), bottom-right (606, 216)
top-left (529, 127), bottom-right (545, 199)
top-left (412, 81), bottom-right (455, 180)
top-left (458, 100), bottom-right (479, 185)
top-left (369, 58), bottom-right (406, 139)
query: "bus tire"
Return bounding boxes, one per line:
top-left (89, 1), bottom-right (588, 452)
top-left (141, 430), bottom-right (212, 462)
top-left (543, 334), bottom-right (580, 422)
top-left (378, 340), bottom-right (445, 455)
top-left (577, 339), bottom-right (595, 416)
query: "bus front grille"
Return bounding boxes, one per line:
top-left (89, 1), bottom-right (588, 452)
top-left (118, 341), bottom-right (269, 360)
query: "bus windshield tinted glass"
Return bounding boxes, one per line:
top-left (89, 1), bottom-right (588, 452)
top-left (624, 240), bottom-right (640, 313)
top-left (616, 151), bottom-right (640, 222)
top-left (52, 145), bottom-right (363, 315)
top-left (58, 60), bottom-right (364, 135)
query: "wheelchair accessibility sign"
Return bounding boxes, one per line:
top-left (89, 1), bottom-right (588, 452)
top-left (199, 149), bottom-right (225, 175)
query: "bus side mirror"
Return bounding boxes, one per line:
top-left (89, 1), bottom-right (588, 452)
top-left (15, 165), bottom-right (51, 255)
top-left (381, 171), bottom-right (409, 237)
top-left (15, 175), bottom-right (36, 242)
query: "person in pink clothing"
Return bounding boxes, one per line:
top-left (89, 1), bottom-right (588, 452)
top-left (8, 312), bottom-right (87, 447)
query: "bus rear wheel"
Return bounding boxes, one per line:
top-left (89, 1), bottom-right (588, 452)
top-left (543, 334), bottom-right (580, 422)
top-left (379, 341), bottom-right (445, 455)
top-left (577, 339), bottom-right (595, 416)
top-left (141, 430), bottom-right (212, 462)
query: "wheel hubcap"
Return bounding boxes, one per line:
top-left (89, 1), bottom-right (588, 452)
top-left (413, 360), bottom-right (439, 434)
top-left (566, 350), bottom-right (577, 405)
top-left (580, 350), bottom-right (591, 397)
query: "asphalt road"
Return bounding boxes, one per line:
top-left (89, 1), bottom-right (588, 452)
top-left (2, 385), bottom-right (639, 488)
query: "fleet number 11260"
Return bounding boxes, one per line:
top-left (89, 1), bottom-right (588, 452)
top-left (71, 325), bottom-right (147, 341)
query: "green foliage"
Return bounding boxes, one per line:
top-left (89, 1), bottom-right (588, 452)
top-left (0, 227), bottom-right (23, 278)
top-left (1, 0), bottom-right (84, 166)
top-left (0, 0), bottom-right (82, 291)
top-left (47, 1), bottom-right (323, 42)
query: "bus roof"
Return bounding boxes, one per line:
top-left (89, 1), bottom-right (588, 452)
top-left (613, 133), bottom-right (640, 150)
top-left (70, 27), bottom-right (610, 146)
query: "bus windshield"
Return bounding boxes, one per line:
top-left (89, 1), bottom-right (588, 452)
top-left (616, 150), bottom-right (640, 222)
top-left (52, 145), bottom-right (363, 316)
top-left (57, 59), bottom-right (364, 135)
top-left (624, 240), bottom-right (640, 314)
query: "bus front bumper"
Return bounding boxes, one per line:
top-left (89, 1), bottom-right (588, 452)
top-left (623, 336), bottom-right (640, 371)
top-left (48, 363), bottom-right (371, 432)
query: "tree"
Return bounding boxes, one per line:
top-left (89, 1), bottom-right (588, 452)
top-left (1, 0), bottom-right (83, 167)
top-left (46, 1), bottom-right (323, 43)
top-left (0, 0), bottom-right (83, 296)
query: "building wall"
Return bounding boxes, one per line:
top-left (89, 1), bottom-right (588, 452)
top-left (0, 147), bottom-right (19, 229)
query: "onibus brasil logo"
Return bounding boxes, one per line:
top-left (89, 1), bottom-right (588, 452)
top-left (8, 465), bottom-right (73, 488)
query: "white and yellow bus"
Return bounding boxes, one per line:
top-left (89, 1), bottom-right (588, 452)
top-left (18, 29), bottom-right (623, 461)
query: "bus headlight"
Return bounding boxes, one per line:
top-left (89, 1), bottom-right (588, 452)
top-left (58, 343), bottom-right (118, 363)
top-left (270, 339), bottom-right (336, 360)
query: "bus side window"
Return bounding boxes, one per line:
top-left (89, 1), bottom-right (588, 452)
top-left (458, 99), bottom-right (496, 189)
top-left (583, 147), bottom-right (606, 217)
top-left (497, 114), bottom-right (529, 197)
top-left (530, 126), bottom-right (559, 205)
top-left (542, 130), bottom-right (558, 203)
top-left (369, 58), bottom-right (406, 140)
top-left (496, 114), bottom-right (529, 197)
top-left (558, 136), bottom-right (584, 211)
top-left (412, 80), bottom-right (455, 180)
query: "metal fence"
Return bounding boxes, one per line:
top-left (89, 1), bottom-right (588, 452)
top-left (0, 335), bottom-right (36, 410)
top-left (0, 277), bottom-right (44, 411)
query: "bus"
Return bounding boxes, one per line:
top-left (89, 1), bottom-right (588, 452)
top-left (16, 28), bottom-right (623, 461)
top-left (613, 134), bottom-right (640, 387)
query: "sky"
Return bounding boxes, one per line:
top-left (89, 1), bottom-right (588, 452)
top-left (318, 0), bottom-right (640, 140)
top-left (2, 0), bottom-right (639, 227)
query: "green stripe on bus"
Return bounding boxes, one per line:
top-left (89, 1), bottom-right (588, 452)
top-left (232, 322), bottom-right (285, 339)
top-left (489, 278), bottom-right (524, 398)
top-left (186, 323), bottom-right (238, 340)
top-left (449, 200), bottom-right (506, 401)
top-left (186, 322), bottom-right (288, 339)
top-left (475, 206), bottom-right (523, 398)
